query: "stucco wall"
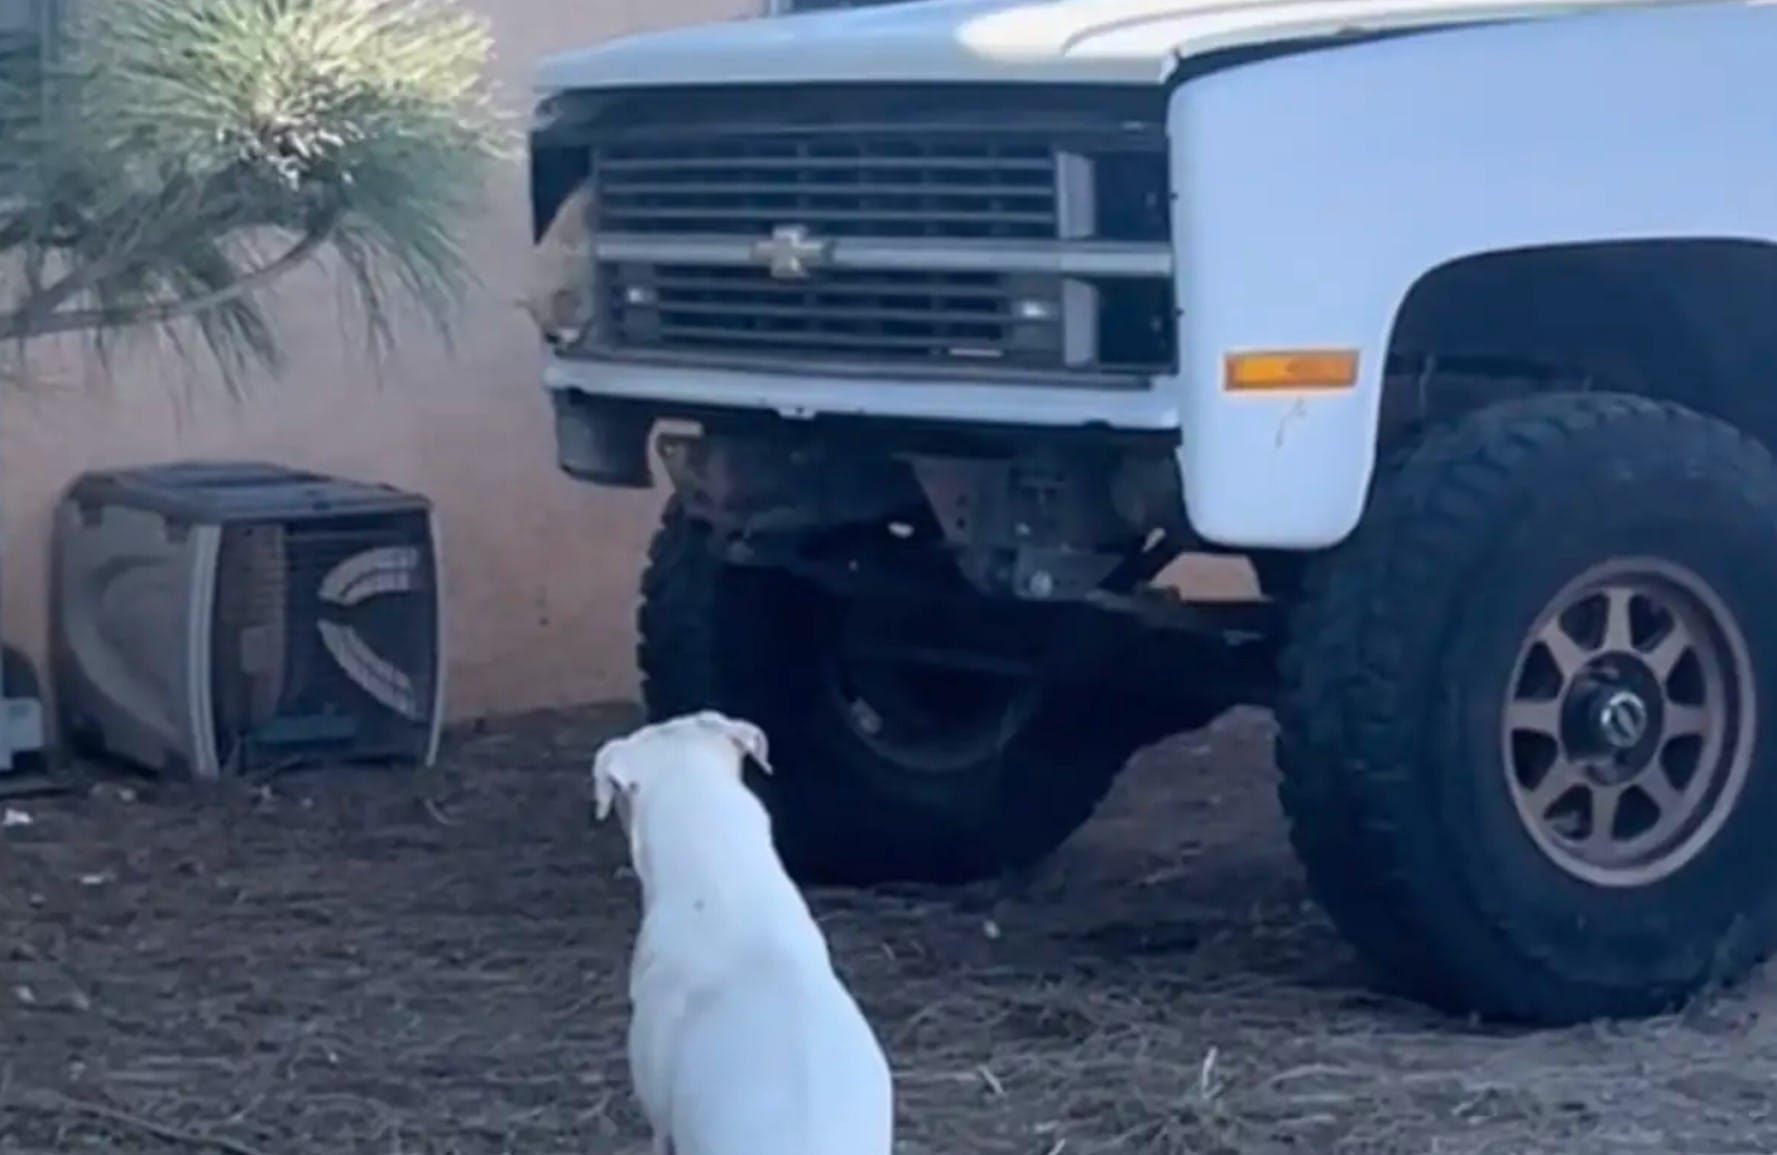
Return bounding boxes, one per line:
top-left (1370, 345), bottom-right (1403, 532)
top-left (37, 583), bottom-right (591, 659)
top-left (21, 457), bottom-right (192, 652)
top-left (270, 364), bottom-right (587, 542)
top-left (1, 0), bottom-right (759, 722)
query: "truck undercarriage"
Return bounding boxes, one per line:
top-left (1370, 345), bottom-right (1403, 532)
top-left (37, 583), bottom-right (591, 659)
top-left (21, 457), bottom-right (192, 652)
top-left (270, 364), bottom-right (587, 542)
top-left (561, 389), bottom-right (1278, 703)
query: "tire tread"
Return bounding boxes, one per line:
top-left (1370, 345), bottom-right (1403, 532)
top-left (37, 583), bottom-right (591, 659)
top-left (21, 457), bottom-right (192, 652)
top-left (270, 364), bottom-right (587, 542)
top-left (1277, 392), bottom-right (1777, 1021)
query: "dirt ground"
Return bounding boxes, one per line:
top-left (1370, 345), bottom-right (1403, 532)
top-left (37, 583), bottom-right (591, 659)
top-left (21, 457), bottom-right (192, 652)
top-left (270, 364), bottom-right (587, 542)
top-left (3, 705), bottom-right (1775, 1155)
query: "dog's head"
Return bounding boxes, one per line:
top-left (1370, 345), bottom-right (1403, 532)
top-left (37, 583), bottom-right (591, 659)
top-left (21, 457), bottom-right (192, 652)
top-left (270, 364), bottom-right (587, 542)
top-left (591, 711), bottom-right (773, 833)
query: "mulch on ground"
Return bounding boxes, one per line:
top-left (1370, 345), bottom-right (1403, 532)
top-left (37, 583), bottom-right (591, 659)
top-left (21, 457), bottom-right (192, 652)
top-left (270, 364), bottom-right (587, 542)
top-left (3, 704), bottom-right (1774, 1155)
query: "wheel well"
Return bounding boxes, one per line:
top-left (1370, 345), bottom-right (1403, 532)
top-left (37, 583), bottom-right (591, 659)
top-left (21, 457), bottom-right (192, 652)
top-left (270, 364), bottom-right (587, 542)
top-left (1384, 239), bottom-right (1777, 448)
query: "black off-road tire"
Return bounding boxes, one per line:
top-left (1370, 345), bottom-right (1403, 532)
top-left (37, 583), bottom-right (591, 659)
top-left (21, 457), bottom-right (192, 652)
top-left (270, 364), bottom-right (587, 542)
top-left (1278, 392), bottom-right (1777, 1024)
top-left (637, 502), bottom-right (1159, 886)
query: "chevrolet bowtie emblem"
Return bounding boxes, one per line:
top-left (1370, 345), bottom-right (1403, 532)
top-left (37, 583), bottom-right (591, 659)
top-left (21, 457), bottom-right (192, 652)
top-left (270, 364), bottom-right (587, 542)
top-left (751, 224), bottom-right (831, 280)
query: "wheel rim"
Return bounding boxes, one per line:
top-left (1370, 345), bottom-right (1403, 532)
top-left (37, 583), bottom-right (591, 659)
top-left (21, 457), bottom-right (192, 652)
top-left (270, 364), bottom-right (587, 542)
top-left (1502, 558), bottom-right (1756, 888)
top-left (824, 599), bottom-right (1043, 775)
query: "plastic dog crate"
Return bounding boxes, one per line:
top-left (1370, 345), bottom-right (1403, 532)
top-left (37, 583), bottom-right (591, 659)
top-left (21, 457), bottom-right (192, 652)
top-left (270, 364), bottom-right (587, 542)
top-left (52, 462), bottom-right (444, 777)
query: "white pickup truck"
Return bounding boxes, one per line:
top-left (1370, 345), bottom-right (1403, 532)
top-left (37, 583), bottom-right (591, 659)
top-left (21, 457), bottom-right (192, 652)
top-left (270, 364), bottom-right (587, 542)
top-left (528, 0), bottom-right (1777, 1024)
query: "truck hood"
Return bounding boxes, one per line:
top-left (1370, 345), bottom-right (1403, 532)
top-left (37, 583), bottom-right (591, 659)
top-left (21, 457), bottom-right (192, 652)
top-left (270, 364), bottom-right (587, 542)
top-left (534, 0), bottom-right (1688, 90)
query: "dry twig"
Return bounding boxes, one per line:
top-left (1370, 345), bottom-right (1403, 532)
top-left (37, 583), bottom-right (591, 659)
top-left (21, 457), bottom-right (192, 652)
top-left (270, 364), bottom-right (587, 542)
top-left (6, 1093), bottom-right (278, 1155)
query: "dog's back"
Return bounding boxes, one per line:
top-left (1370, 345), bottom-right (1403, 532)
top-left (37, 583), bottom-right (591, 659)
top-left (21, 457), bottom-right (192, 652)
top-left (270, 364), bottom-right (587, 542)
top-left (664, 941), bottom-right (893, 1155)
top-left (628, 760), bottom-right (828, 972)
top-left (629, 765), bottom-right (892, 1155)
top-left (598, 713), bottom-right (894, 1155)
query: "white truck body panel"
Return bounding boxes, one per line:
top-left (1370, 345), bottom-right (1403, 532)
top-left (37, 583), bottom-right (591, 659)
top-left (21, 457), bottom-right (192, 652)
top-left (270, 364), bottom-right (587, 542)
top-left (1167, 0), bottom-right (1777, 546)
top-left (537, 0), bottom-right (1777, 550)
top-left (533, 0), bottom-right (1699, 90)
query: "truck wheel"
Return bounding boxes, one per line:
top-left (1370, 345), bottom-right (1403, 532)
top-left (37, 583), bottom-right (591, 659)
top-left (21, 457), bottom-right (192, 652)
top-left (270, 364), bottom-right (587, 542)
top-left (637, 502), bottom-right (1155, 886)
top-left (1278, 392), bottom-right (1777, 1023)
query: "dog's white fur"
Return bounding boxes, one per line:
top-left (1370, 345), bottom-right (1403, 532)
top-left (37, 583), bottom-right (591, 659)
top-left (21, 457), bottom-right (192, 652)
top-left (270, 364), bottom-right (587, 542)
top-left (593, 711), bottom-right (894, 1155)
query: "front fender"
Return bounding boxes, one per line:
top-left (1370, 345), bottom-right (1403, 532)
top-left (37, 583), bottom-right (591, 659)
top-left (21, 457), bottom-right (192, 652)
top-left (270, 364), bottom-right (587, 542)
top-left (1164, 2), bottom-right (1777, 550)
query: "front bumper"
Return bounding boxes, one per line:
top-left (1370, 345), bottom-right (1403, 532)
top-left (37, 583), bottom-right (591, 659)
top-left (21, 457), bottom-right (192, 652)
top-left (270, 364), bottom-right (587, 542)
top-left (546, 355), bottom-right (1183, 489)
top-left (546, 355), bottom-right (1181, 472)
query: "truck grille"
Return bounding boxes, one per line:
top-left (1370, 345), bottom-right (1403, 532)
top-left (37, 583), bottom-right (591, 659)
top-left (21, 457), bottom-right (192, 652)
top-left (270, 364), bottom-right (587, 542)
top-left (536, 85), bottom-right (1176, 379)
top-left (604, 264), bottom-right (1061, 366)
top-left (593, 133), bottom-right (1060, 242)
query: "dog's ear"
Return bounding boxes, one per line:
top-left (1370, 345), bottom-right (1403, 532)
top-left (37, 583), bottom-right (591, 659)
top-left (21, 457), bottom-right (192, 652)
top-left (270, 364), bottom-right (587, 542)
top-left (695, 711), bottom-right (773, 775)
top-left (591, 738), bottom-right (637, 821)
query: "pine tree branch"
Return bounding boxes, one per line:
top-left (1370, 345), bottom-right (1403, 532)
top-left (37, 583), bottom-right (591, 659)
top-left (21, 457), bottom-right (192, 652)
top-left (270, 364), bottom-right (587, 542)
top-left (8, 174), bottom-right (271, 336)
top-left (0, 0), bottom-right (504, 379)
top-left (0, 214), bottom-right (339, 342)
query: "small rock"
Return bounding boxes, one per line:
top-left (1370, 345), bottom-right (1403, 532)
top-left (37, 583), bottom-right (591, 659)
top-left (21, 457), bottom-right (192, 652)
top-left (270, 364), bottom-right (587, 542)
top-left (2, 808), bottom-right (32, 828)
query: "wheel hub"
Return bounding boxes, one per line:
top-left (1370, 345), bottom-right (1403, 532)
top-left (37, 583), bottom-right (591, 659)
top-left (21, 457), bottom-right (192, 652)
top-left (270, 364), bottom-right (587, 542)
top-left (1502, 558), bottom-right (1755, 888)
top-left (1590, 686), bottom-right (1650, 752)
top-left (826, 597), bottom-right (1044, 775)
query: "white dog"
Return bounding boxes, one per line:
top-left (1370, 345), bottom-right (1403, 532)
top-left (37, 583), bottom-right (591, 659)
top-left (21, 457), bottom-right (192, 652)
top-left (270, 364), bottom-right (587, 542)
top-left (592, 711), bottom-right (894, 1155)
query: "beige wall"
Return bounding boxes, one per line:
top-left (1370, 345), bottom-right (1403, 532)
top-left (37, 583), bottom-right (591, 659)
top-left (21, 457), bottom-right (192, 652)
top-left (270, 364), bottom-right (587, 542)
top-left (4, 0), bottom-right (1258, 726)
top-left (2, 0), bottom-right (758, 722)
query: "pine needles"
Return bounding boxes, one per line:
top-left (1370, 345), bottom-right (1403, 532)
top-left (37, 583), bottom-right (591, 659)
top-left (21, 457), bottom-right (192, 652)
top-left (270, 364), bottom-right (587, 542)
top-left (0, 0), bottom-right (509, 390)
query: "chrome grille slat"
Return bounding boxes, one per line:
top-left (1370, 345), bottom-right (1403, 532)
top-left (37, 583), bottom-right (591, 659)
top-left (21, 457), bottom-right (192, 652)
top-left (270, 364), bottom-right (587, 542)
top-left (631, 301), bottom-right (1008, 324)
top-left (631, 326), bottom-right (1010, 353)
top-left (604, 264), bottom-right (1058, 367)
top-left (601, 206), bottom-right (1057, 228)
top-left (601, 180), bottom-right (1055, 200)
top-left (623, 270), bottom-right (1014, 301)
top-left (597, 156), bottom-right (1055, 174)
top-left (593, 131), bottom-right (1060, 241)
